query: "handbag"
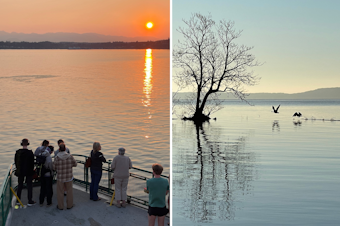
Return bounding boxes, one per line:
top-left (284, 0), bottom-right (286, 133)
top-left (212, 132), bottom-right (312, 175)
top-left (111, 177), bottom-right (114, 184)
top-left (85, 157), bottom-right (91, 168)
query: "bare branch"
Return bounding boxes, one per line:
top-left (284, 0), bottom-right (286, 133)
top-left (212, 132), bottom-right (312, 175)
top-left (173, 13), bottom-right (262, 121)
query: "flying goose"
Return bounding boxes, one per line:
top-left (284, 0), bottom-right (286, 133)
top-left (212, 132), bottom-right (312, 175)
top-left (272, 105), bottom-right (280, 113)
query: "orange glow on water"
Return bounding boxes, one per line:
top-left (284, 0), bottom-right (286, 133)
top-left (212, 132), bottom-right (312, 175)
top-left (143, 49), bottom-right (153, 108)
top-left (142, 48), bottom-right (153, 139)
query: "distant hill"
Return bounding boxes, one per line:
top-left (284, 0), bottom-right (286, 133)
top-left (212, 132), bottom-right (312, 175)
top-left (174, 87), bottom-right (340, 100)
top-left (0, 31), bottom-right (159, 42)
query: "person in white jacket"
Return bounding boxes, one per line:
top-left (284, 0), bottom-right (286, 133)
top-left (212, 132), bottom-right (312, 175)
top-left (111, 147), bottom-right (132, 208)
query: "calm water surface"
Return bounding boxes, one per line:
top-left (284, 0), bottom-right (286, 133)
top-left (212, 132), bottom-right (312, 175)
top-left (173, 100), bottom-right (340, 225)
top-left (0, 49), bottom-right (170, 187)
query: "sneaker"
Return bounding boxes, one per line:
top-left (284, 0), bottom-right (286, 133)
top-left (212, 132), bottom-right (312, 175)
top-left (27, 201), bottom-right (36, 206)
top-left (15, 202), bottom-right (20, 206)
top-left (121, 203), bottom-right (127, 208)
top-left (115, 203), bottom-right (121, 208)
top-left (47, 203), bottom-right (52, 207)
top-left (40, 203), bottom-right (43, 207)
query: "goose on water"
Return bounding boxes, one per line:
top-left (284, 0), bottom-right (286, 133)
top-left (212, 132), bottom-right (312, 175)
top-left (293, 112), bottom-right (302, 117)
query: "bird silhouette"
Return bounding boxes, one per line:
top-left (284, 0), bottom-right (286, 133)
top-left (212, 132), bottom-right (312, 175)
top-left (293, 112), bottom-right (302, 117)
top-left (272, 105), bottom-right (280, 113)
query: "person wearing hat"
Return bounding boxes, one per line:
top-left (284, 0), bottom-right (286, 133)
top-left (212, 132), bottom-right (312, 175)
top-left (111, 147), bottom-right (132, 208)
top-left (14, 138), bottom-right (36, 206)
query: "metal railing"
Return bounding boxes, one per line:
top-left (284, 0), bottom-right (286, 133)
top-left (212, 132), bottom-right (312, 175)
top-left (71, 154), bottom-right (169, 208)
top-left (0, 154), bottom-right (168, 226)
top-left (0, 164), bottom-right (13, 226)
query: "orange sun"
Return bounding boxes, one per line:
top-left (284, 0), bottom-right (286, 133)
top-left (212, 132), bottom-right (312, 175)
top-left (146, 22), bottom-right (153, 29)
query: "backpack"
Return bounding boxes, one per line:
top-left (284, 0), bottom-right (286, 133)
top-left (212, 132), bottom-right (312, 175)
top-left (36, 146), bottom-right (47, 164)
top-left (36, 147), bottom-right (49, 177)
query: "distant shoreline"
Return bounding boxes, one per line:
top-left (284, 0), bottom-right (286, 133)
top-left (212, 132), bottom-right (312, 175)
top-left (173, 87), bottom-right (340, 100)
top-left (0, 39), bottom-right (170, 49)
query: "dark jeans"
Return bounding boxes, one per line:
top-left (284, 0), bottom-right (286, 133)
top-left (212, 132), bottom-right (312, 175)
top-left (39, 176), bottom-right (53, 204)
top-left (17, 175), bottom-right (33, 203)
top-left (90, 169), bottom-right (102, 200)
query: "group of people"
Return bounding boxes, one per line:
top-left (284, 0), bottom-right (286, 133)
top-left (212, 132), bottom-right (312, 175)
top-left (88, 142), bottom-right (169, 225)
top-left (15, 138), bottom-right (76, 209)
top-left (14, 138), bottom-right (169, 225)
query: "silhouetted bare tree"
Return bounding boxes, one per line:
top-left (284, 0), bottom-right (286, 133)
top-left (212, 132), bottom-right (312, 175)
top-left (173, 13), bottom-right (261, 122)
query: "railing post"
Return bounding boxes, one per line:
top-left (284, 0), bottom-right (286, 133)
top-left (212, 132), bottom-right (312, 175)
top-left (1, 185), bottom-right (4, 226)
top-left (108, 162), bottom-right (111, 189)
top-left (8, 171), bottom-right (12, 216)
top-left (9, 171), bottom-right (11, 194)
top-left (85, 157), bottom-right (89, 192)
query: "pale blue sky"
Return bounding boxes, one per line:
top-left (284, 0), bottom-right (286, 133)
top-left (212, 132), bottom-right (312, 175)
top-left (172, 0), bottom-right (340, 93)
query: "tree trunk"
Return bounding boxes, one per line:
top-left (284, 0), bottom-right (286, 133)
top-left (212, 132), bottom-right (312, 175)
top-left (182, 90), bottom-right (212, 123)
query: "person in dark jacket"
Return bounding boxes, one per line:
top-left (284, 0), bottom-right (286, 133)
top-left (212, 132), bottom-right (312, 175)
top-left (38, 146), bottom-right (54, 207)
top-left (14, 138), bottom-right (36, 206)
top-left (89, 142), bottom-right (106, 201)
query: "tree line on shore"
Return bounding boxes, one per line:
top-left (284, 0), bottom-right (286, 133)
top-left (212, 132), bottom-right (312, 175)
top-left (0, 39), bottom-right (169, 49)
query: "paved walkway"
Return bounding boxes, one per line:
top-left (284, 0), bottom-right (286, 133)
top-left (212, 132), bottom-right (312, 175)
top-left (7, 184), bottom-right (169, 226)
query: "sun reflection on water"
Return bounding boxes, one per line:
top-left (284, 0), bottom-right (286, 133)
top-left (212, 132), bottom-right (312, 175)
top-left (143, 49), bottom-right (153, 108)
top-left (142, 49), bottom-right (153, 139)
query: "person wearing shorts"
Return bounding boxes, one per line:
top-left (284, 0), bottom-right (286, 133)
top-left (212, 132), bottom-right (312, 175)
top-left (145, 163), bottom-right (169, 226)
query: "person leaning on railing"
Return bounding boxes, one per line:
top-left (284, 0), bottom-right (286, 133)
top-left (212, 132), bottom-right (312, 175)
top-left (111, 147), bottom-right (132, 208)
top-left (89, 142), bottom-right (106, 201)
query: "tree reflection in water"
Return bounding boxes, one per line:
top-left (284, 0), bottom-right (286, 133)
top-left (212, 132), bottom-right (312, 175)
top-left (173, 121), bottom-right (257, 223)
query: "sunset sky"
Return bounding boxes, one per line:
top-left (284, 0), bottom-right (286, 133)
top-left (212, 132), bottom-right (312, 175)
top-left (173, 0), bottom-right (340, 94)
top-left (0, 0), bottom-right (169, 40)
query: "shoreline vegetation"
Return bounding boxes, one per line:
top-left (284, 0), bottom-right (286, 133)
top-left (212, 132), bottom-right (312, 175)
top-left (0, 39), bottom-right (169, 49)
top-left (173, 87), bottom-right (340, 100)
